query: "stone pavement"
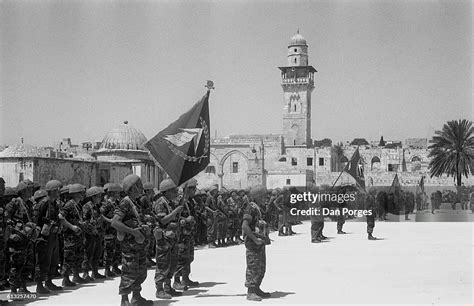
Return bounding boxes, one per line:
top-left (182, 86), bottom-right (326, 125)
top-left (2, 220), bottom-right (472, 305)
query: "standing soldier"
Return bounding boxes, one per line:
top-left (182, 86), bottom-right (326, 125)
top-left (204, 186), bottom-right (219, 248)
top-left (138, 182), bottom-right (156, 268)
top-left (5, 181), bottom-right (36, 294)
top-left (216, 189), bottom-right (229, 247)
top-left (33, 180), bottom-right (63, 294)
top-left (173, 178), bottom-right (199, 290)
top-left (111, 174), bottom-right (153, 306)
top-left (0, 178), bottom-right (7, 292)
top-left (366, 187), bottom-right (378, 240)
top-left (59, 183), bottom-right (87, 287)
top-left (243, 185), bottom-right (271, 301)
top-left (101, 183), bottom-right (123, 277)
top-left (81, 187), bottom-right (106, 281)
top-left (336, 186), bottom-right (347, 234)
top-left (153, 179), bottom-right (183, 299)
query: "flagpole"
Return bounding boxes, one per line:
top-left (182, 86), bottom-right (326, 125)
top-left (331, 167), bottom-right (345, 190)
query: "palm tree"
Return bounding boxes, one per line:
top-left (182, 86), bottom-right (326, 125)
top-left (428, 119), bottom-right (474, 186)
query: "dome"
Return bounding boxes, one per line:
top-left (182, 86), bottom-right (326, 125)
top-left (289, 31), bottom-right (307, 46)
top-left (100, 121), bottom-right (148, 151)
top-left (0, 142), bottom-right (42, 158)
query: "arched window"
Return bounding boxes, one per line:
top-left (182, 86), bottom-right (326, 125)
top-left (294, 104), bottom-right (297, 112)
top-left (371, 156), bottom-right (381, 170)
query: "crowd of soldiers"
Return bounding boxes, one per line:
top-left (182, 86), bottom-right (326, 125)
top-left (1, 175), bottom-right (473, 304)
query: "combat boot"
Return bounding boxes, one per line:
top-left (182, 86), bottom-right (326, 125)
top-left (182, 275), bottom-right (199, 287)
top-left (18, 284), bottom-right (32, 294)
top-left (155, 290), bottom-right (172, 299)
top-left (82, 272), bottom-right (94, 282)
top-left (36, 282), bottom-right (51, 294)
top-left (112, 265), bottom-right (122, 275)
top-left (72, 273), bottom-right (88, 284)
top-left (105, 267), bottom-right (117, 278)
top-left (62, 276), bottom-right (77, 287)
top-left (92, 269), bottom-right (106, 279)
top-left (337, 231), bottom-right (346, 234)
top-left (208, 242), bottom-right (217, 248)
top-left (172, 280), bottom-right (188, 291)
top-left (247, 287), bottom-right (262, 301)
top-left (368, 234), bottom-right (377, 240)
top-left (45, 279), bottom-right (63, 291)
top-left (131, 291), bottom-right (153, 306)
top-left (255, 287), bottom-right (271, 298)
top-left (164, 281), bottom-right (182, 296)
top-left (311, 238), bottom-right (322, 243)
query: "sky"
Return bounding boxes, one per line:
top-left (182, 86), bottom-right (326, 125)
top-left (1, 0), bottom-right (472, 147)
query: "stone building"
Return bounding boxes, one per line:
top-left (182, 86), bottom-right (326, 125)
top-left (195, 31), bottom-right (474, 189)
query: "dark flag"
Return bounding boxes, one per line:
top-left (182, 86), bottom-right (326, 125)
top-left (389, 173), bottom-right (401, 193)
top-left (344, 147), bottom-right (366, 192)
top-left (145, 88), bottom-right (211, 185)
top-left (402, 149), bottom-right (407, 172)
top-left (419, 175), bottom-right (425, 193)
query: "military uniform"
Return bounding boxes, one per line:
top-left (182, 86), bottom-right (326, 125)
top-left (61, 198), bottom-right (85, 280)
top-left (153, 195), bottom-right (180, 297)
top-left (366, 190), bottom-right (377, 240)
top-left (243, 201), bottom-right (267, 295)
top-left (5, 195), bottom-right (36, 292)
top-left (115, 196), bottom-right (149, 296)
top-left (205, 194), bottom-right (218, 247)
top-left (138, 194), bottom-right (155, 266)
top-left (101, 196), bottom-right (122, 275)
top-left (82, 196), bottom-right (105, 280)
top-left (33, 193), bottom-right (62, 291)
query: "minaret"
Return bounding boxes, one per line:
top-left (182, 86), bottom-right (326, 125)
top-left (279, 30), bottom-right (317, 147)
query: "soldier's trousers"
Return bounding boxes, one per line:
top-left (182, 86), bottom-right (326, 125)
top-left (35, 233), bottom-right (59, 282)
top-left (62, 234), bottom-right (83, 276)
top-left (175, 236), bottom-right (194, 278)
top-left (278, 211), bottom-right (288, 232)
top-left (206, 217), bottom-right (216, 243)
top-left (83, 234), bottom-right (103, 271)
top-left (367, 215), bottom-right (375, 234)
top-left (0, 236), bottom-right (5, 285)
top-left (104, 236), bottom-right (121, 267)
top-left (9, 240), bottom-right (34, 289)
top-left (217, 220), bottom-right (227, 239)
top-left (336, 210), bottom-right (345, 232)
top-left (244, 239), bottom-right (266, 288)
top-left (154, 238), bottom-right (178, 290)
top-left (310, 220), bottom-right (323, 240)
top-left (118, 235), bottom-right (147, 295)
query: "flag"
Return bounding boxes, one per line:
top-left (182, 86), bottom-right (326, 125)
top-left (343, 147), bottom-right (366, 192)
top-left (145, 90), bottom-right (211, 185)
top-left (402, 149), bottom-right (407, 172)
top-left (389, 173), bottom-right (401, 193)
top-left (419, 175), bottom-right (425, 193)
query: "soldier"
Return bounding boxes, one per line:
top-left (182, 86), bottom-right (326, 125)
top-left (243, 185), bottom-right (271, 301)
top-left (193, 190), bottom-right (207, 246)
top-left (310, 186), bottom-right (324, 243)
top-left (366, 187), bottom-right (378, 240)
top-left (101, 183), bottom-right (123, 277)
top-left (59, 183), bottom-right (87, 287)
top-left (216, 189), bottom-right (229, 247)
top-left (336, 186), bottom-right (347, 234)
top-left (82, 186), bottom-right (106, 281)
top-left (33, 180), bottom-right (64, 294)
top-left (0, 178), bottom-right (7, 292)
top-left (4, 181), bottom-right (37, 293)
top-left (138, 182), bottom-right (156, 268)
top-left (153, 179), bottom-right (183, 299)
top-left (376, 190), bottom-right (387, 220)
top-left (204, 186), bottom-right (219, 248)
top-left (111, 174), bottom-right (153, 306)
top-left (173, 178), bottom-right (199, 291)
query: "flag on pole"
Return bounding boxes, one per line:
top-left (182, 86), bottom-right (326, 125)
top-left (389, 173), bottom-right (401, 193)
top-left (343, 147), bottom-right (366, 192)
top-left (145, 85), bottom-right (212, 185)
top-left (419, 175), bottom-right (425, 193)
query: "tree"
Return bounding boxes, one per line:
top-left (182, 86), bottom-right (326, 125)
top-left (428, 119), bottom-right (474, 186)
top-left (332, 142), bottom-right (345, 171)
top-left (350, 138), bottom-right (369, 146)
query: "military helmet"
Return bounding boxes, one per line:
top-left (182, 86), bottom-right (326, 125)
top-left (45, 180), bottom-right (62, 191)
top-left (69, 183), bottom-right (85, 194)
top-left (143, 182), bottom-right (154, 191)
top-left (122, 174), bottom-right (141, 192)
top-left (159, 179), bottom-right (177, 193)
top-left (33, 189), bottom-right (48, 201)
top-left (4, 187), bottom-right (18, 197)
top-left (86, 186), bottom-right (104, 198)
top-left (107, 183), bottom-right (122, 192)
